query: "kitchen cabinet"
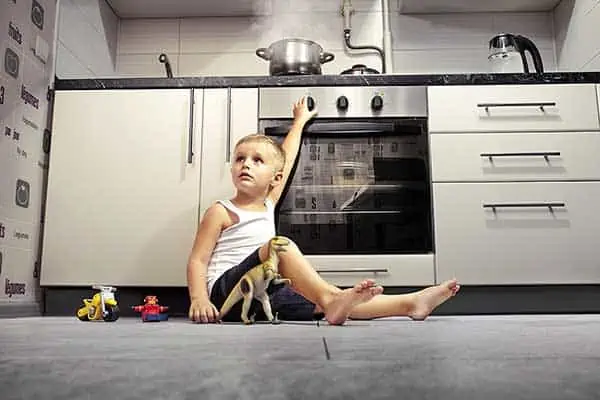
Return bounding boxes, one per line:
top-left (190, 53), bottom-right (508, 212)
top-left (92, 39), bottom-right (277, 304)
top-left (41, 89), bottom-right (203, 286)
top-left (429, 84), bottom-right (600, 285)
top-left (108, 0), bottom-right (559, 17)
top-left (399, 0), bottom-right (561, 14)
top-left (428, 84), bottom-right (600, 133)
top-left (430, 132), bottom-right (600, 182)
top-left (433, 182), bottom-right (600, 285)
top-left (199, 88), bottom-right (258, 217)
top-left (106, 0), bottom-right (270, 18)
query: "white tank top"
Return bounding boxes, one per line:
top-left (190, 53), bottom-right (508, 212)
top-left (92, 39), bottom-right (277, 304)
top-left (206, 198), bottom-right (276, 294)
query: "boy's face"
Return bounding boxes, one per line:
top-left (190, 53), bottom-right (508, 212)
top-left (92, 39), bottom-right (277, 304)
top-left (231, 141), bottom-right (283, 195)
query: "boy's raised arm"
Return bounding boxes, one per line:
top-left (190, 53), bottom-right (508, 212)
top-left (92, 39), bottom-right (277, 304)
top-left (269, 96), bottom-right (317, 205)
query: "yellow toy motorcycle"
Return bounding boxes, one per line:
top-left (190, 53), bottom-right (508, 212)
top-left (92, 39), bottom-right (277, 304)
top-left (76, 285), bottom-right (120, 322)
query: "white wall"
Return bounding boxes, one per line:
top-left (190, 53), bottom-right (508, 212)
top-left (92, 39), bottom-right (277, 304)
top-left (553, 0), bottom-right (600, 70)
top-left (391, 12), bottom-right (555, 74)
top-left (55, 0), bottom-right (118, 78)
top-left (116, 3), bottom-right (557, 77)
top-left (1, 0), bottom-right (57, 309)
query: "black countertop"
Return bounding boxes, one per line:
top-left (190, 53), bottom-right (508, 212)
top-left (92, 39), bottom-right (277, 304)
top-left (54, 72), bottom-right (600, 90)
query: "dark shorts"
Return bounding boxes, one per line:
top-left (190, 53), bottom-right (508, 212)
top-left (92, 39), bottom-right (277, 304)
top-left (210, 248), bottom-right (323, 322)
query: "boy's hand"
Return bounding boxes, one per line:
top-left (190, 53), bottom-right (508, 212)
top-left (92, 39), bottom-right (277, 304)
top-left (292, 96), bottom-right (318, 125)
top-left (189, 298), bottom-right (219, 323)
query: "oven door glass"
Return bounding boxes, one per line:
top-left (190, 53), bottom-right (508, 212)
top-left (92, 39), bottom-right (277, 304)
top-left (263, 119), bottom-right (432, 255)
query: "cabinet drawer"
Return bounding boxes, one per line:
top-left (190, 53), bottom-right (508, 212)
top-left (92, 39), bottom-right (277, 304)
top-left (430, 132), bottom-right (600, 182)
top-left (433, 182), bottom-right (600, 285)
top-left (428, 84), bottom-right (600, 133)
top-left (306, 254), bottom-right (435, 286)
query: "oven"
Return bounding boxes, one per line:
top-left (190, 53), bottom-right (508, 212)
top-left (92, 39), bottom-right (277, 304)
top-left (258, 86), bottom-right (435, 286)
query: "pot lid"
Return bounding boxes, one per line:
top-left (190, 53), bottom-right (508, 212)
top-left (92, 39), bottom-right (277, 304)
top-left (341, 64), bottom-right (380, 75)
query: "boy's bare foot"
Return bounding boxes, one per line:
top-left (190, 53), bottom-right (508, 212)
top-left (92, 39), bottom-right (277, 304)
top-left (408, 279), bottom-right (460, 321)
top-left (324, 279), bottom-right (384, 325)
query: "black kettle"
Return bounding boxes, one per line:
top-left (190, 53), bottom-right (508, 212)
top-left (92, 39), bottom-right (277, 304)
top-left (488, 34), bottom-right (544, 73)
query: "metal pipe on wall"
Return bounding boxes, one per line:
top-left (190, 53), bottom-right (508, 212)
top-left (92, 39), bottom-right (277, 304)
top-left (382, 0), bottom-right (394, 73)
top-left (341, 0), bottom-right (391, 74)
top-left (342, 0), bottom-right (353, 31)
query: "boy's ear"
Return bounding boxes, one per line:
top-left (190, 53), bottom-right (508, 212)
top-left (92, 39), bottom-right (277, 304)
top-left (270, 170), bottom-right (283, 187)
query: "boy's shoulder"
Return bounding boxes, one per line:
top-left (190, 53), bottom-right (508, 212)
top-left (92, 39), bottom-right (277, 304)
top-left (203, 200), bottom-right (236, 230)
top-left (204, 201), bottom-right (228, 217)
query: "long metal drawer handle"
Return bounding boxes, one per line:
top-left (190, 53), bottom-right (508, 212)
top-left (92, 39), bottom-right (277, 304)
top-left (187, 89), bottom-right (195, 164)
top-left (316, 268), bottom-right (389, 274)
top-left (480, 151), bottom-right (561, 161)
top-left (483, 202), bottom-right (566, 211)
top-left (477, 102), bottom-right (556, 112)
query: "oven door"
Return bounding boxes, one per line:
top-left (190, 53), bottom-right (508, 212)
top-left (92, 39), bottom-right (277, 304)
top-left (262, 118), bottom-right (435, 286)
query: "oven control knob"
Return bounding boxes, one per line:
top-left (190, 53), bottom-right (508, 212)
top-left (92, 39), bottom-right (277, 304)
top-left (306, 96), bottom-right (315, 111)
top-left (371, 95), bottom-right (384, 111)
top-left (336, 96), bottom-right (349, 111)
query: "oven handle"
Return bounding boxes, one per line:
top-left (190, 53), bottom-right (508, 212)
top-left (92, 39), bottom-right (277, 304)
top-left (315, 268), bottom-right (389, 274)
top-left (263, 121), bottom-right (399, 136)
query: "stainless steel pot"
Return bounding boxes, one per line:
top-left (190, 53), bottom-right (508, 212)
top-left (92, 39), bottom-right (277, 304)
top-left (256, 39), bottom-right (335, 76)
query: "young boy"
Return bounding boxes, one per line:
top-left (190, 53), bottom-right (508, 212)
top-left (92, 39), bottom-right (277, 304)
top-left (187, 96), bottom-right (460, 325)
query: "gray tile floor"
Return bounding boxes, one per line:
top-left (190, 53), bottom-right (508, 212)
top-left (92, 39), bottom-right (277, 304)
top-left (1, 315), bottom-right (599, 400)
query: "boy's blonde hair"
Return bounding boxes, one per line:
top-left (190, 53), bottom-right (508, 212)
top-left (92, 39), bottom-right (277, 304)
top-left (234, 134), bottom-right (286, 172)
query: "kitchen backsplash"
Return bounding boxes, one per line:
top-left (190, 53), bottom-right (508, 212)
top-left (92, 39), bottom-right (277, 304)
top-left (117, 9), bottom-right (557, 77)
top-left (54, 0), bottom-right (558, 78)
top-left (1, 0), bottom-right (57, 304)
top-left (554, 0), bottom-right (600, 70)
top-left (56, 0), bottom-right (118, 78)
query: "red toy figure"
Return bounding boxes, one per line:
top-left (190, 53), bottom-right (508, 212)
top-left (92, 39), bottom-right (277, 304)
top-left (132, 295), bottom-right (169, 322)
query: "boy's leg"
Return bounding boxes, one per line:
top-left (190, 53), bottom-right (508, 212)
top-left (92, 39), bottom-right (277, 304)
top-left (259, 237), bottom-right (460, 323)
top-left (210, 249), bottom-right (266, 322)
top-left (347, 279), bottom-right (460, 320)
top-left (259, 238), bottom-right (383, 325)
top-left (268, 285), bottom-right (324, 321)
top-left (259, 238), bottom-right (340, 305)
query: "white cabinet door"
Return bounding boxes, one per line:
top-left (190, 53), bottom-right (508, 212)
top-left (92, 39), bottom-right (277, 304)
top-left (433, 182), bottom-right (600, 285)
top-left (199, 88), bottom-right (258, 216)
top-left (428, 84), bottom-right (600, 133)
top-left (41, 89), bottom-right (203, 286)
top-left (430, 132), bottom-right (600, 182)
